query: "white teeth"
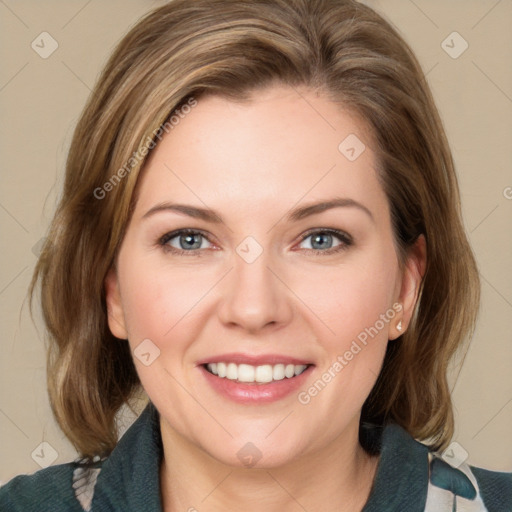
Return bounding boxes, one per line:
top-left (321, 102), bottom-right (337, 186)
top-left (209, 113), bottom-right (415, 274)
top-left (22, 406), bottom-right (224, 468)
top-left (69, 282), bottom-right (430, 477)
top-left (237, 364), bottom-right (255, 383)
top-left (255, 365), bottom-right (273, 383)
top-left (205, 362), bottom-right (308, 383)
top-left (294, 365), bottom-right (305, 376)
top-left (273, 364), bottom-right (285, 381)
top-left (217, 362), bottom-right (227, 378)
top-left (226, 363), bottom-right (237, 380)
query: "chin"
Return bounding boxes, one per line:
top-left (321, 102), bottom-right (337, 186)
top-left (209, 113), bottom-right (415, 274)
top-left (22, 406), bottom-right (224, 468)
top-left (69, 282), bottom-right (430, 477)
top-left (201, 432), bottom-right (307, 470)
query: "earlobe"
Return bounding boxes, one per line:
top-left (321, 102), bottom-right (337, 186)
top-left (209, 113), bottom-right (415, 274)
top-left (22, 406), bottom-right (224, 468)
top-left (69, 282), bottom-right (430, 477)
top-left (104, 267), bottom-right (128, 339)
top-left (391, 234), bottom-right (427, 339)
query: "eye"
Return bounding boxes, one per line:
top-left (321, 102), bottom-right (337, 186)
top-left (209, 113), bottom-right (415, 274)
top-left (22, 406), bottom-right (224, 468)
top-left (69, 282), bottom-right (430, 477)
top-left (159, 229), bottom-right (215, 255)
top-left (297, 229), bottom-right (353, 254)
top-left (158, 228), bottom-right (353, 256)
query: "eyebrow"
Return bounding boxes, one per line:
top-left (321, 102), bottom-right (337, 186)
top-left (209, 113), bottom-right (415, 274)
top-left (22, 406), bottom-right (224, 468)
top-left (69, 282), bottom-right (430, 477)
top-left (142, 197), bottom-right (374, 224)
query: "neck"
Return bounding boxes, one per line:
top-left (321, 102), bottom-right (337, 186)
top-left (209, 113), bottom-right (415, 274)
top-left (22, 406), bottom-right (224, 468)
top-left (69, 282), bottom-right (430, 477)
top-left (159, 417), bottom-right (379, 512)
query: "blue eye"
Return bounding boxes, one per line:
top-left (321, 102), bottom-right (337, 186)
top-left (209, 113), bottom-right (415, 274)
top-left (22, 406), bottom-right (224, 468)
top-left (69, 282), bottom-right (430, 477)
top-left (158, 228), bottom-right (352, 256)
top-left (298, 229), bottom-right (352, 254)
top-left (159, 229), bottom-right (213, 255)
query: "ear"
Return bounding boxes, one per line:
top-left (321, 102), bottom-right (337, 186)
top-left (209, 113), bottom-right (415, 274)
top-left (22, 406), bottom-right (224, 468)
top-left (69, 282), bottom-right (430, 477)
top-left (389, 234), bottom-right (427, 340)
top-left (104, 266), bottom-right (128, 339)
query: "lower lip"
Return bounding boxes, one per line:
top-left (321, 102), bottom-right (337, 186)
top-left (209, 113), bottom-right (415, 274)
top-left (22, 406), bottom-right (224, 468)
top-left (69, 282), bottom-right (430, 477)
top-left (199, 365), bottom-right (314, 404)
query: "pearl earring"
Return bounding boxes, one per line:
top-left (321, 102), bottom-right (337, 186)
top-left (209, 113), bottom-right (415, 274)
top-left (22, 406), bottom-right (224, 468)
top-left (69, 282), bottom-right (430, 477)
top-left (397, 320), bottom-right (403, 332)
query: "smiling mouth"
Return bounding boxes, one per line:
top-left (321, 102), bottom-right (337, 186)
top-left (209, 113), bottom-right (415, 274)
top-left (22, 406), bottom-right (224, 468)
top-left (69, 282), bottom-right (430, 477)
top-left (203, 362), bottom-right (311, 384)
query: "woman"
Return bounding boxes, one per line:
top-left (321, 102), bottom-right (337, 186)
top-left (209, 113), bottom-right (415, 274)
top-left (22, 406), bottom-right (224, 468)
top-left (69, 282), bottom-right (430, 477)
top-left (1, 0), bottom-right (510, 510)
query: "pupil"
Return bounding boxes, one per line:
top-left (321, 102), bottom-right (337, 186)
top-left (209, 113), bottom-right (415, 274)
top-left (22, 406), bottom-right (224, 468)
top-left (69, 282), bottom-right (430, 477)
top-left (177, 233), bottom-right (334, 251)
top-left (312, 233), bottom-right (332, 250)
top-left (181, 233), bottom-right (201, 250)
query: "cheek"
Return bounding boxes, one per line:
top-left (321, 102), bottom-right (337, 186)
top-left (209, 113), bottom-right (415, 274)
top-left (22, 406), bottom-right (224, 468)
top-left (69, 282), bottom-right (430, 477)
top-left (293, 259), bottom-right (397, 421)
top-left (117, 260), bottom-right (208, 405)
top-left (123, 281), bottom-right (185, 348)
top-left (118, 252), bottom-right (219, 358)
top-left (297, 252), bottom-right (399, 349)
top-left (121, 274), bottom-right (171, 342)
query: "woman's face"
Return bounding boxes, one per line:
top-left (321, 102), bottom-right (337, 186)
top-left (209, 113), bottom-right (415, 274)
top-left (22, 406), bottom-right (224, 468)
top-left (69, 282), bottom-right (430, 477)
top-left (106, 85), bottom-right (424, 468)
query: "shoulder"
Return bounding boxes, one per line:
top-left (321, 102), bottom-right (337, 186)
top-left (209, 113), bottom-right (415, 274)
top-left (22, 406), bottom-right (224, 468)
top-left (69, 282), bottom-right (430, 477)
top-left (427, 451), bottom-right (512, 512)
top-left (362, 422), bottom-right (512, 512)
top-left (469, 464), bottom-right (512, 511)
top-left (0, 402), bottom-right (162, 512)
top-left (0, 459), bottom-right (98, 512)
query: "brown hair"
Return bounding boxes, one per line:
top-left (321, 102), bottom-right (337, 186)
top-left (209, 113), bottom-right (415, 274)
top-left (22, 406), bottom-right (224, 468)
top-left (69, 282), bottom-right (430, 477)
top-left (31, 0), bottom-right (480, 458)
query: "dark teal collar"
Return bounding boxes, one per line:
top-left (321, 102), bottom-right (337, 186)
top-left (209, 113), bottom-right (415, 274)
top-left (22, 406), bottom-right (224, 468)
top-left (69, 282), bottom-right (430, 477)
top-left (92, 402), bottom-right (430, 511)
top-left (362, 422), bottom-right (429, 511)
top-left (91, 402), bottom-right (163, 510)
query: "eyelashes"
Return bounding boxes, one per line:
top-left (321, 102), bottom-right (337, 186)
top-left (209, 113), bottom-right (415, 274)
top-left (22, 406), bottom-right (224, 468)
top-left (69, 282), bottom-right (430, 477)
top-left (298, 229), bottom-right (353, 256)
top-left (159, 229), bottom-right (213, 256)
top-left (157, 228), bottom-right (353, 257)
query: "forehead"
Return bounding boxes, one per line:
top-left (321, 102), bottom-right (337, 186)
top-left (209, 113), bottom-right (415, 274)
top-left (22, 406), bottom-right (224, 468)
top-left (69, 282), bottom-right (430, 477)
top-left (134, 85), bottom-right (388, 221)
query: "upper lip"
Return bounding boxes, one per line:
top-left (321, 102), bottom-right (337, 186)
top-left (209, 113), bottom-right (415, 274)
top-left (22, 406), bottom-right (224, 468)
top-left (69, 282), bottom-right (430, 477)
top-left (196, 353), bottom-right (314, 366)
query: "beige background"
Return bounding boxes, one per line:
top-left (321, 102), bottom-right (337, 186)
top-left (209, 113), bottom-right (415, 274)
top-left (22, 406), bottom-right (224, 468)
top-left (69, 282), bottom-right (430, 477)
top-left (1, 0), bottom-right (511, 483)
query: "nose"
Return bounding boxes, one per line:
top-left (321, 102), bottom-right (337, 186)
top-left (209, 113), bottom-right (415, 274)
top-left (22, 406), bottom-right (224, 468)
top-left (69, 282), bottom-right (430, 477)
top-left (217, 249), bottom-right (294, 333)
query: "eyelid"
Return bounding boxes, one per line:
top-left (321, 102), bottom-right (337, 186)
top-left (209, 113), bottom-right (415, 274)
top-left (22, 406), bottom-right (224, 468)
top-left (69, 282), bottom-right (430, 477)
top-left (158, 227), bottom-right (353, 255)
top-left (298, 227), bottom-right (353, 244)
top-left (158, 228), bottom-right (217, 253)
top-left (295, 228), bottom-right (353, 254)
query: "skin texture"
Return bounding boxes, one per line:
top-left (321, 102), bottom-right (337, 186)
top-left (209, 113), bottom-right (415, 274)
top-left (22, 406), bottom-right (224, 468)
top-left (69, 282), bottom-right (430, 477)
top-left (105, 85), bottom-right (426, 512)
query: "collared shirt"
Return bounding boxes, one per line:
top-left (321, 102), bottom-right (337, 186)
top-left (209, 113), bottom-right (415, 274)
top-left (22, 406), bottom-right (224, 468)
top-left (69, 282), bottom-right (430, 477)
top-left (1, 401), bottom-right (511, 511)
